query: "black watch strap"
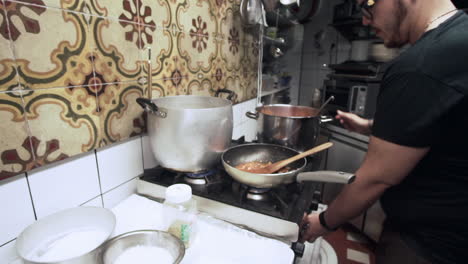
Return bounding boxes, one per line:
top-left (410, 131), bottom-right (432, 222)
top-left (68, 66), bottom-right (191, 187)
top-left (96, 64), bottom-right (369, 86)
top-left (319, 211), bottom-right (338, 231)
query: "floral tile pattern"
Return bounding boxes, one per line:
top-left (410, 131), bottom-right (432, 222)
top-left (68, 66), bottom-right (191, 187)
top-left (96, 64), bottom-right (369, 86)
top-left (96, 81), bottom-right (145, 145)
top-left (4, 1), bottom-right (95, 90)
top-left (90, 17), bottom-right (143, 84)
top-left (176, 0), bottom-right (217, 73)
top-left (0, 91), bottom-right (33, 179)
top-left (144, 27), bottom-right (172, 79)
top-left (21, 87), bottom-right (99, 167)
top-left (92, 0), bottom-right (138, 22)
top-left (140, 0), bottom-right (171, 29)
top-left (219, 12), bottom-right (244, 75)
top-left (0, 4), bottom-right (18, 92)
top-left (0, 0), bottom-right (260, 180)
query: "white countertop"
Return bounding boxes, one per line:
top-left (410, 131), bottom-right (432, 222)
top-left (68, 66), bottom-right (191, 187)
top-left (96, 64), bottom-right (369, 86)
top-left (111, 194), bottom-right (295, 264)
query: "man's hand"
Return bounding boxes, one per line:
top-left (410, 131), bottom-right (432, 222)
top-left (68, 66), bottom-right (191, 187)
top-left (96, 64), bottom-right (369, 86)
top-left (335, 110), bottom-right (372, 135)
top-left (298, 213), bottom-right (330, 243)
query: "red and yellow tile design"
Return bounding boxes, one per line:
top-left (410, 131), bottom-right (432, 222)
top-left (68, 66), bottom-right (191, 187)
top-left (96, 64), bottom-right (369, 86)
top-left (0, 0), bottom-right (260, 179)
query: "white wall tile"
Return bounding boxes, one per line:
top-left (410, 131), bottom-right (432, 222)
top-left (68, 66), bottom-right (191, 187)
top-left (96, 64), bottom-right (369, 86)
top-left (102, 178), bottom-right (137, 209)
top-left (81, 196), bottom-right (103, 207)
top-left (0, 174), bottom-right (35, 245)
top-left (232, 122), bottom-right (244, 140)
top-left (97, 137), bottom-right (143, 193)
top-left (28, 152), bottom-right (101, 219)
top-left (233, 103), bottom-right (243, 127)
top-left (244, 117), bottom-right (257, 142)
top-left (142, 135), bottom-right (158, 169)
top-left (0, 239), bottom-right (20, 264)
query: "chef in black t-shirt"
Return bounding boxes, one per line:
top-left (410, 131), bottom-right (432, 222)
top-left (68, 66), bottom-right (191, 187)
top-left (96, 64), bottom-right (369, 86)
top-left (299, 1), bottom-right (468, 263)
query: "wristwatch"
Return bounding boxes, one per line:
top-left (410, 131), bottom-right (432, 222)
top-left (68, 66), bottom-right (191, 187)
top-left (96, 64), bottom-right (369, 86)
top-left (319, 211), bottom-right (338, 231)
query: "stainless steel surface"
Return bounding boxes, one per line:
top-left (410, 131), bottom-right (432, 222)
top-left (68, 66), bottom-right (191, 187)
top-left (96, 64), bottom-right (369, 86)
top-left (100, 230), bottom-right (185, 264)
top-left (246, 104), bottom-right (331, 152)
top-left (222, 143), bottom-right (307, 188)
top-left (296, 171), bottom-right (355, 184)
top-left (16, 207), bottom-right (115, 264)
top-left (140, 95), bottom-right (233, 172)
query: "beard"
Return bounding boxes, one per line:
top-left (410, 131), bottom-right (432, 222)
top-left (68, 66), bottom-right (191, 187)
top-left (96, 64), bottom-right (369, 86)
top-left (382, 0), bottom-right (408, 48)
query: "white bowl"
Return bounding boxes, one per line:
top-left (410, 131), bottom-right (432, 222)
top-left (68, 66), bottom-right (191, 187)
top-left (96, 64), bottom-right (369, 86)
top-left (16, 207), bottom-right (115, 264)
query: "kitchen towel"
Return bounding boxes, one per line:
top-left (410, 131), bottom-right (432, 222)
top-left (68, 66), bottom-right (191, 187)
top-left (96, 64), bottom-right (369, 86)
top-left (111, 194), bottom-right (294, 264)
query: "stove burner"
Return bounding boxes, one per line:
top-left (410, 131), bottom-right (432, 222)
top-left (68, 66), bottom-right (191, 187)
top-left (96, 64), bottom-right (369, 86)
top-left (184, 170), bottom-right (216, 185)
top-left (139, 138), bottom-right (324, 223)
top-left (246, 187), bottom-right (271, 201)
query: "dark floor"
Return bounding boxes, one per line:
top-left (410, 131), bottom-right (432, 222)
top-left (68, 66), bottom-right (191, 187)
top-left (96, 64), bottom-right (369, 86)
top-left (323, 224), bottom-right (377, 264)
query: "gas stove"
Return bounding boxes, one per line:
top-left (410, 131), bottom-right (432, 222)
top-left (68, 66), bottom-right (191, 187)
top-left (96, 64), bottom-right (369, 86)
top-left (139, 157), bottom-right (322, 223)
top-left (136, 139), bottom-right (332, 263)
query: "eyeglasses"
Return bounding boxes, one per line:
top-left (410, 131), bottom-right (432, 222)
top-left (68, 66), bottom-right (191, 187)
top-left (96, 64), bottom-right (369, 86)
top-left (359, 0), bottom-right (377, 20)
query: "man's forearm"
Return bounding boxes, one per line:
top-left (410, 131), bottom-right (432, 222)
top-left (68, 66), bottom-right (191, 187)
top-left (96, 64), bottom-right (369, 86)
top-left (321, 174), bottom-right (389, 229)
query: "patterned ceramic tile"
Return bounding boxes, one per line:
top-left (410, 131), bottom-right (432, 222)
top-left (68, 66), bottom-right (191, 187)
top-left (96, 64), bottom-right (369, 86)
top-left (140, 0), bottom-right (171, 29)
top-left (158, 53), bottom-right (189, 96)
top-left (185, 75), bottom-right (214, 97)
top-left (0, 91), bottom-right (34, 179)
top-left (224, 74), bottom-right (242, 103)
top-left (5, 3), bottom-right (96, 90)
top-left (96, 81), bottom-right (145, 146)
top-left (241, 26), bottom-right (260, 73)
top-left (209, 55), bottom-right (228, 86)
top-left (208, 0), bottom-right (231, 35)
top-left (91, 0), bottom-right (139, 22)
top-left (6, 0), bottom-right (90, 11)
top-left (219, 6), bottom-right (243, 73)
top-left (0, 0), bottom-right (259, 180)
top-left (21, 87), bottom-right (100, 168)
top-left (149, 77), bottom-right (166, 98)
top-left (176, 0), bottom-right (217, 73)
top-left (143, 26), bottom-right (172, 80)
top-left (0, 2), bottom-right (20, 92)
top-left (90, 17), bottom-right (144, 85)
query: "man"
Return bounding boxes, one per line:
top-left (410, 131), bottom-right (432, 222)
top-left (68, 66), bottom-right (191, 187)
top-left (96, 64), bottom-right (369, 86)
top-left (299, 0), bottom-right (468, 263)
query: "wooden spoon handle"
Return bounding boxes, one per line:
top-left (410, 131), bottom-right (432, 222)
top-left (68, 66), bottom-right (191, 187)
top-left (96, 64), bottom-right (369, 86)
top-left (270, 142), bottom-right (334, 172)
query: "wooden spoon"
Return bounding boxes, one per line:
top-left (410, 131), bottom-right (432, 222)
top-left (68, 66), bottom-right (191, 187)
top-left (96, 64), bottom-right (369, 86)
top-left (246, 142), bottom-right (334, 174)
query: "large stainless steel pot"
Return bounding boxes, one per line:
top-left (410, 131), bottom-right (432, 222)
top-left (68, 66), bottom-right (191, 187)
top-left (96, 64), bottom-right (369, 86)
top-left (137, 95), bottom-right (233, 172)
top-left (246, 104), bottom-right (332, 152)
top-left (221, 143), bottom-right (355, 188)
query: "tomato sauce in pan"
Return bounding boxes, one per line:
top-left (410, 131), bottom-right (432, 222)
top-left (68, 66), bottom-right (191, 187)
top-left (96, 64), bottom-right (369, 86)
top-left (235, 161), bottom-right (291, 173)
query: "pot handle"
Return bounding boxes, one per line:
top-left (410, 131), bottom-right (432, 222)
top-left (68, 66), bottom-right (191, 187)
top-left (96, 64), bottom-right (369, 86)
top-left (246, 111), bottom-right (259, 119)
top-left (136, 98), bottom-right (167, 118)
top-left (215, 89), bottom-right (236, 102)
top-left (296, 171), bottom-right (355, 184)
top-left (319, 115), bottom-right (334, 123)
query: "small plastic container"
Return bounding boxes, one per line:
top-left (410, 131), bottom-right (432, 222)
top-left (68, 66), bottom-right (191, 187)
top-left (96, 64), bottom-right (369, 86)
top-left (163, 184), bottom-right (198, 248)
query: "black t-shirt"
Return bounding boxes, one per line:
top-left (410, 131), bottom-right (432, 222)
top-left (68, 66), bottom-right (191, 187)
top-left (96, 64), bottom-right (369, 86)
top-left (372, 11), bottom-right (468, 264)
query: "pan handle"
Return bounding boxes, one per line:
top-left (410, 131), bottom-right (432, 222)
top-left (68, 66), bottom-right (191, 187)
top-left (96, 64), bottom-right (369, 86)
top-left (136, 98), bottom-right (167, 118)
top-left (246, 111), bottom-right (259, 119)
top-left (296, 171), bottom-right (355, 184)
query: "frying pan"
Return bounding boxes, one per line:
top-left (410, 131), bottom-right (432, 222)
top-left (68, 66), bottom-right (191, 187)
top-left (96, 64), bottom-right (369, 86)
top-left (222, 143), bottom-right (355, 188)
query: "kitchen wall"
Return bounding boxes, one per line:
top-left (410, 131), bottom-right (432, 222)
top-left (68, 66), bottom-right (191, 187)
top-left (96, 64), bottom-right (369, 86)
top-left (0, 0), bottom-right (260, 180)
top-left (299, 0), bottom-right (351, 106)
top-left (0, 98), bottom-right (258, 263)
